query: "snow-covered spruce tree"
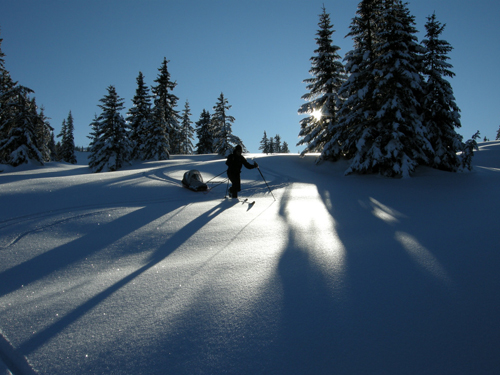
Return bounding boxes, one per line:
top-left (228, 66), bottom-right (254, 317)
top-left (344, 0), bottom-right (431, 177)
top-left (0, 36), bottom-right (44, 166)
top-left (87, 114), bottom-right (100, 163)
top-left (322, 0), bottom-right (383, 162)
top-left (298, 5), bottom-right (346, 156)
top-left (195, 109), bottom-right (213, 154)
top-left (211, 92), bottom-right (244, 156)
top-left (127, 71), bottom-right (152, 160)
top-left (57, 119), bottom-right (66, 161)
top-left (0, 85), bottom-right (44, 166)
top-left (89, 85), bottom-right (132, 172)
top-left (34, 106), bottom-right (53, 162)
top-left (0, 34), bottom-right (10, 159)
top-left (179, 100), bottom-right (194, 154)
top-left (281, 141), bottom-right (290, 153)
top-left (421, 13), bottom-right (462, 171)
top-left (459, 131), bottom-right (480, 171)
top-left (48, 130), bottom-right (57, 161)
top-left (147, 58), bottom-right (180, 159)
top-left (57, 111), bottom-right (77, 164)
top-left (259, 131), bottom-right (270, 154)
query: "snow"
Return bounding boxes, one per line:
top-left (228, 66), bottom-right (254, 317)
top-left (1, 143), bottom-right (500, 374)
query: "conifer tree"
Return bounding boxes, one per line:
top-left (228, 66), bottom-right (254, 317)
top-left (127, 71), bottom-right (152, 160)
top-left (211, 93), bottom-right (244, 156)
top-left (459, 131), bottom-right (480, 171)
top-left (195, 109), bottom-right (213, 154)
top-left (268, 137), bottom-right (275, 154)
top-left (0, 35), bottom-right (44, 166)
top-left (57, 111), bottom-right (77, 164)
top-left (298, 5), bottom-right (346, 156)
top-left (146, 103), bottom-right (170, 160)
top-left (331, 0), bottom-right (430, 177)
top-left (496, 124), bottom-right (500, 141)
top-left (149, 58), bottom-right (180, 158)
top-left (274, 134), bottom-right (282, 153)
top-left (0, 35), bottom-right (4, 72)
top-left (89, 85), bottom-right (132, 172)
top-left (87, 114), bottom-right (100, 160)
top-left (345, 0), bottom-right (430, 177)
top-left (322, 0), bottom-right (383, 162)
top-left (48, 131), bottom-right (57, 161)
top-left (421, 13), bottom-right (462, 171)
top-left (35, 106), bottom-right (53, 162)
top-left (57, 119), bottom-right (67, 160)
top-left (0, 84), bottom-right (44, 166)
top-left (259, 131), bottom-right (270, 154)
top-left (179, 100), bottom-right (194, 154)
top-left (281, 141), bottom-right (290, 153)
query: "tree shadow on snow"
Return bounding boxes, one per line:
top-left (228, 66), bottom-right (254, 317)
top-left (270, 174), bottom-right (500, 374)
top-left (8, 199), bottom-right (236, 356)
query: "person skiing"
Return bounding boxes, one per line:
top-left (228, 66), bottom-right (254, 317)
top-left (226, 145), bottom-right (258, 198)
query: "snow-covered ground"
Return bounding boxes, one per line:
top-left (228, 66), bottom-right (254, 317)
top-left (1, 143), bottom-right (499, 375)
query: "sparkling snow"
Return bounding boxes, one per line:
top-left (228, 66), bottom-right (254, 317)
top-left (1, 143), bottom-right (499, 374)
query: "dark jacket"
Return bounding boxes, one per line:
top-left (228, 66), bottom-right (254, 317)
top-left (226, 152), bottom-right (256, 176)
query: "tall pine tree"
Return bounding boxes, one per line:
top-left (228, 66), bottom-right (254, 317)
top-left (195, 109), bottom-right (213, 154)
top-left (298, 6), bottom-right (346, 156)
top-left (57, 111), bottom-right (77, 164)
top-left (330, 0), bottom-right (430, 177)
top-left (421, 13), bottom-right (462, 171)
top-left (345, 0), bottom-right (431, 177)
top-left (148, 58), bottom-right (180, 158)
top-left (0, 85), bottom-right (44, 166)
top-left (322, 0), bottom-right (383, 162)
top-left (35, 106), bottom-right (53, 162)
top-left (127, 71), bottom-right (152, 160)
top-left (89, 86), bottom-right (132, 172)
top-left (274, 134), bottom-right (282, 153)
top-left (259, 131), bottom-right (270, 154)
top-left (0, 35), bottom-right (44, 166)
top-left (179, 100), bottom-right (194, 154)
top-left (211, 93), bottom-right (244, 156)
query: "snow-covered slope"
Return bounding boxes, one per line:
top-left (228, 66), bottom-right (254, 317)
top-left (1, 143), bottom-right (499, 374)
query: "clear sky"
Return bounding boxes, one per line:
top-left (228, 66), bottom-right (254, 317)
top-left (1, 0), bottom-right (499, 153)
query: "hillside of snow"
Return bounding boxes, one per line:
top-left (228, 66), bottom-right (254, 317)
top-left (1, 142), bottom-right (499, 375)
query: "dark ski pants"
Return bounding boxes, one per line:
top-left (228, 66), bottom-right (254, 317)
top-left (228, 172), bottom-right (241, 198)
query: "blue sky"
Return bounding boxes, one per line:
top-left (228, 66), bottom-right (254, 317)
top-left (1, 0), bottom-right (499, 153)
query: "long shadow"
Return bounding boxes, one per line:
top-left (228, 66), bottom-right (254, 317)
top-left (0, 164), bottom-right (91, 183)
top-left (252, 175), bottom-right (470, 374)
top-left (0, 203), bottom-right (173, 299)
top-left (260, 184), bottom-right (349, 374)
top-left (17, 199), bottom-right (236, 355)
top-left (307, 174), bottom-right (500, 374)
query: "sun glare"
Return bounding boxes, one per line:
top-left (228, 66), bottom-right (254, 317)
top-left (312, 109), bottom-right (322, 121)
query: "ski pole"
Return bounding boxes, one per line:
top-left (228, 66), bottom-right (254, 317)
top-left (209, 177), bottom-right (228, 190)
top-left (205, 169), bottom-right (227, 184)
top-left (257, 167), bottom-right (276, 201)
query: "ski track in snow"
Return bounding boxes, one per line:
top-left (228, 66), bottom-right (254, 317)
top-left (1, 146), bottom-right (500, 374)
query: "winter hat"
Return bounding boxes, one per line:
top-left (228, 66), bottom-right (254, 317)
top-left (234, 145), bottom-right (243, 153)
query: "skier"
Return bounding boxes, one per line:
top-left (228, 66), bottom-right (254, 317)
top-left (226, 145), bottom-right (258, 198)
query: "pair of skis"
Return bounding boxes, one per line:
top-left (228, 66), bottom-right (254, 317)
top-left (241, 198), bottom-right (256, 207)
top-left (224, 196), bottom-right (255, 208)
